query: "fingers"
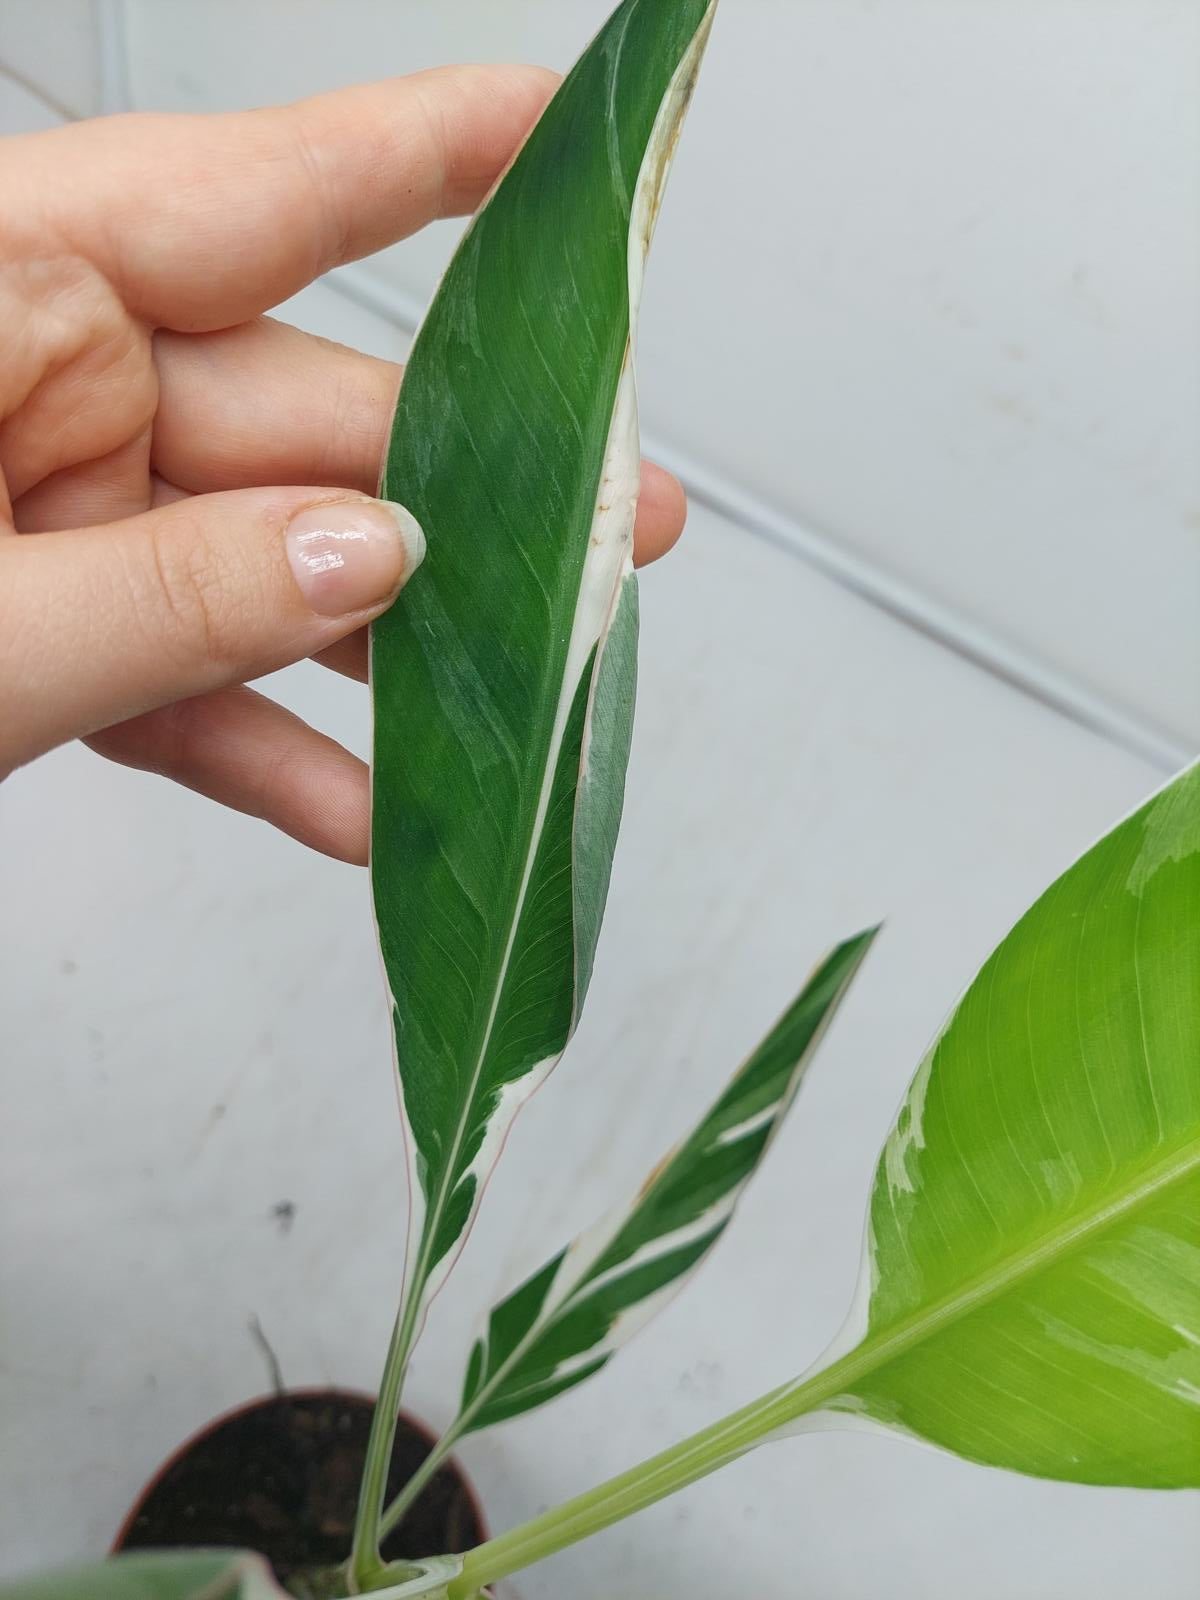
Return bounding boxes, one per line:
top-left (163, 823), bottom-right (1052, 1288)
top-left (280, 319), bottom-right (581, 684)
top-left (0, 488), bottom-right (424, 775)
top-left (11, 67), bottom-right (558, 331)
top-left (154, 318), bottom-right (394, 500)
top-left (87, 686), bottom-right (370, 864)
top-left (312, 454), bottom-right (680, 689)
top-left (153, 316), bottom-right (688, 563)
top-left (0, 256), bottom-right (155, 511)
top-left (13, 430), bottom-right (153, 533)
top-left (636, 459), bottom-right (689, 565)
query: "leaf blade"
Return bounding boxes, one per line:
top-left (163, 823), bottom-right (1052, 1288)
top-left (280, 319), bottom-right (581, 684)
top-left (0, 1553), bottom-right (283, 1600)
top-left (779, 764), bottom-right (1200, 1486)
top-left (438, 776), bottom-right (1200, 1597)
top-left (369, 0), bottom-right (717, 1324)
top-left (454, 931), bottom-right (878, 1434)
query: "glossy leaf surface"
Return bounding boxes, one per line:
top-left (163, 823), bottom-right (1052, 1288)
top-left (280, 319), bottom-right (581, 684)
top-left (457, 930), bottom-right (877, 1431)
top-left (780, 763), bottom-right (1200, 1485)
top-left (369, 0), bottom-right (716, 1328)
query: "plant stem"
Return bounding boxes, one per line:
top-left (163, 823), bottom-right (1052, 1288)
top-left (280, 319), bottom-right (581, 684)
top-left (378, 1421), bottom-right (463, 1543)
top-left (349, 1291), bottom-right (426, 1591)
top-left (443, 1351), bottom-right (862, 1599)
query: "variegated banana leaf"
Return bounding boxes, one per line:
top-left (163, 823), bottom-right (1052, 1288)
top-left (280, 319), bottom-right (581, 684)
top-left (777, 759), bottom-right (1200, 1484)
top-left (379, 930), bottom-right (875, 1543)
top-left (369, 0), bottom-right (716, 1340)
top-left (457, 930), bottom-right (877, 1434)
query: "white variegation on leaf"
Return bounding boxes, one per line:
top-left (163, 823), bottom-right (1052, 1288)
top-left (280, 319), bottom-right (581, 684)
top-left (762, 761), bottom-right (1200, 1487)
top-left (457, 930), bottom-right (879, 1434)
top-left (357, 1), bottom-right (720, 1579)
top-left (378, 931), bottom-right (877, 1539)
top-left (379, 0), bottom-right (718, 1332)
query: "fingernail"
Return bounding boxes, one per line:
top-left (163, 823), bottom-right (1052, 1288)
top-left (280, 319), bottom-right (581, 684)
top-left (286, 499), bottom-right (425, 616)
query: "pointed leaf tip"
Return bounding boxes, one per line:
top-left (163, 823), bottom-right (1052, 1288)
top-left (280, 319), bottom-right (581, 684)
top-left (445, 931), bottom-right (874, 1435)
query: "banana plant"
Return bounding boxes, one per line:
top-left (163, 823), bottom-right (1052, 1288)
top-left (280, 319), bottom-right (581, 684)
top-left (17, 759), bottom-right (1200, 1599)
top-left (427, 758), bottom-right (1200, 1600)
top-left (376, 932), bottom-right (878, 1541)
top-left (352, 0), bottom-right (721, 1581)
top-left (6, 3), bottom-right (1197, 1600)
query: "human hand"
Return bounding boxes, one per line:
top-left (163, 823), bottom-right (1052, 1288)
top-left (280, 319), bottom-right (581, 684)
top-left (0, 68), bottom-right (686, 862)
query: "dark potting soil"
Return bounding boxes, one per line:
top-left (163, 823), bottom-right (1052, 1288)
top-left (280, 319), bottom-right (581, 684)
top-left (114, 1391), bottom-right (484, 1588)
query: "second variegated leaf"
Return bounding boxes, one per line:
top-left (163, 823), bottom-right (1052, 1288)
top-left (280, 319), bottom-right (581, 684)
top-left (378, 930), bottom-right (876, 1539)
top-left (458, 930), bottom-right (878, 1432)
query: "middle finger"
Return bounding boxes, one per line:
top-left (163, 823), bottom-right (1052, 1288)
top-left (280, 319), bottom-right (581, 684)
top-left (152, 315), bottom-right (688, 563)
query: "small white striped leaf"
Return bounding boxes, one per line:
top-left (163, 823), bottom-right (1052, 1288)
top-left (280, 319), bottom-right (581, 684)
top-left (369, 0), bottom-right (717, 1338)
top-left (455, 932), bottom-right (877, 1433)
top-left (0, 1553), bottom-right (285, 1600)
top-left (0, 1554), bottom-right (467, 1600)
top-left (769, 762), bottom-right (1200, 1486)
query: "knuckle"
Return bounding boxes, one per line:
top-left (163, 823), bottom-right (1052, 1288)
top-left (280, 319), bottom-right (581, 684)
top-left (141, 516), bottom-right (244, 669)
top-left (287, 108), bottom-right (354, 275)
top-left (0, 549), bottom-right (48, 778)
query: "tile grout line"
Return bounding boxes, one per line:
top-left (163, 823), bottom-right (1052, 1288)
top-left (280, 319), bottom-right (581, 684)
top-left (93, 0), bottom-right (131, 114)
top-left (0, 58), bottom-right (82, 123)
top-left (323, 262), bottom-right (1190, 777)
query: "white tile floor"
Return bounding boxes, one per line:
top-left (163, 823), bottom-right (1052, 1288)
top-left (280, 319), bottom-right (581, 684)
top-left (1, 9), bottom-right (1197, 1597)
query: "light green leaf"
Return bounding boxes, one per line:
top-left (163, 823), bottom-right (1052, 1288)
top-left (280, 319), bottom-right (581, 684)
top-left (369, 0), bottom-right (716, 1336)
top-left (0, 1552), bottom-right (284, 1600)
top-left (772, 761), bottom-right (1200, 1485)
top-left (458, 931), bottom-right (878, 1432)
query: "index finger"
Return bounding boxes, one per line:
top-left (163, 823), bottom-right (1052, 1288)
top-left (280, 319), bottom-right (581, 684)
top-left (12, 66), bottom-right (558, 332)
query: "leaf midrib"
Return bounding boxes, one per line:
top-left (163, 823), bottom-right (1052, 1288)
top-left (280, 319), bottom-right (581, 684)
top-left (413, 679), bottom-right (580, 1288)
top-left (787, 1131), bottom-right (1200, 1419)
top-left (412, 410), bottom-right (633, 1301)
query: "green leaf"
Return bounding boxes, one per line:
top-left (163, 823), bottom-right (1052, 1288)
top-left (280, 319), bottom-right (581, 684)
top-left (0, 1553), bottom-right (471, 1600)
top-left (458, 930), bottom-right (878, 1432)
top-left (772, 762), bottom-right (1200, 1485)
top-left (369, 0), bottom-right (716, 1333)
top-left (377, 931), bottom-right (874, 1545)
top-left (442, 769), bottom-right (1200, 1599)
top-left (354, 5), bottom-right (718, 1577)
top-left (0, 1552), bottom-right (285, 1600)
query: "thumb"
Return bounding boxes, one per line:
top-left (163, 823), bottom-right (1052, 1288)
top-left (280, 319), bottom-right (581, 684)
top-left (0, 487), bottom-right (424, 776)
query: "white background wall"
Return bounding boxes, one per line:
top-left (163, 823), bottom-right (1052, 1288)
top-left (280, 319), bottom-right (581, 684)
top-left (1, 3), bottom-right (1197, 1597)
